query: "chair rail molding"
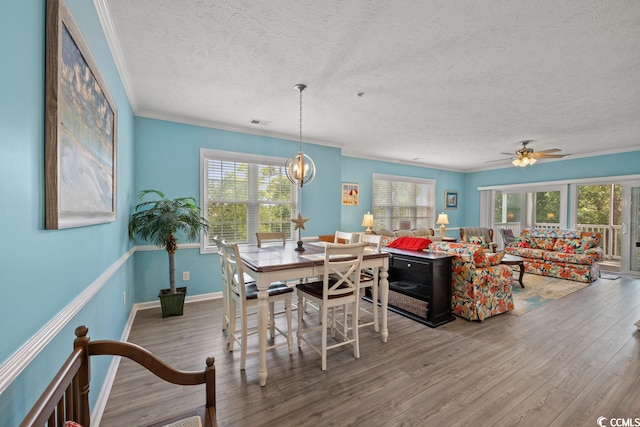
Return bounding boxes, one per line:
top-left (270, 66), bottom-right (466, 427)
top-left (0, 247), bottom-right (135, 395)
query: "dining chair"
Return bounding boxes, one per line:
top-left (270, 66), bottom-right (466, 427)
top-left (212, 236), bottom-right (231, 334)
top-left (334, 231), bottom-right (361, 244)
top-left (333, 233), bottom-right (382, 335)
top-left (214, 236), bottom-right (258, 346)
top-left (296, 242), bottom-right (365, 370)
top-left (256, 231), bottom-right (307, 314)
top-left (221, 241), bottom-right (294, 370)
top-left (256, 231), bottom-right (286, 248)
top-left (357, 233), bottom-right (383, 332)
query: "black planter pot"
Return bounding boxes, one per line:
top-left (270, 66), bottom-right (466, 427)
top-left (158, 286), bottom-right (187, 318)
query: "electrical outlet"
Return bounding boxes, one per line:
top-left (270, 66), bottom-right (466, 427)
top-left (182, 271), bottom-right (190, 281)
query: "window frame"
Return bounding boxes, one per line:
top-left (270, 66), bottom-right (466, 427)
top-left (200, 148), bottom-right (298, 253)
top-left (371, 173), bottom-right (436, 231)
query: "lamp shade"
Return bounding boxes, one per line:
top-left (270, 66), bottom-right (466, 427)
top-left (436, 212), bottom-right (449, 237)
top-left (436, 213), bottom-right (449, 225)
top-left (362, 212), bottom-right (374, 233)
top-left (362, 213), bottom-right (374, 227)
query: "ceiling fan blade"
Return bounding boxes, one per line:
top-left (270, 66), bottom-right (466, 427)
top-left (536, 148), bottom-right (561, 154)
top-left (485, 158), bottom-right (513, 163)
top-left (535, 153), bottom-right (567, 158)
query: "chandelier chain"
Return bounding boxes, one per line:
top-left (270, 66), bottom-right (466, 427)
top-left (296, 83), bottom-right (306, 150)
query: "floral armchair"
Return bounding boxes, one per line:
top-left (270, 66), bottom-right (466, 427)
top-left (459, 227), bottom-right (498, 253)
top-left (430, 242), bottom-right (514, 321)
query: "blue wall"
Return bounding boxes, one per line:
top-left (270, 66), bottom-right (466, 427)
top-left (131, 117), bottom-right (344, 301)
top-left (0, 0), bottom-right (135, 425)
top-left (464, 151), bottom-right (640, 225)
top-left (340, 156), bottom-right (466, 231)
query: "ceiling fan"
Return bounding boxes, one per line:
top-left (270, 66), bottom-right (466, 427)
top-left (495, 140), bottom-right (568, 167)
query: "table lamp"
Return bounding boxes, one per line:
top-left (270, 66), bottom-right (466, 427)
top-left (436, 212), bottom-right (449, 237)
top-left (361, 212), bottom-right (375, 234)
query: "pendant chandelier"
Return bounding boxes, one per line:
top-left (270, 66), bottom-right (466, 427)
top-left (285, 84), bottom-right (316, 187)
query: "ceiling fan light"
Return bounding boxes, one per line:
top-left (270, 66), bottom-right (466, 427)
top-left (508, 140), bottom-right (562, 168)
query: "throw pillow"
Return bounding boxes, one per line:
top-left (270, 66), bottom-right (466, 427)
top-left (516, 239), bottom-right (531, 248)
top-left (554, 238), bottom-right (582, 253)
top-left (470, 246), bottom-right (488, 266)
top-left (486, 251), bottom-right (505, 266)
top-left (468, 235), bottom-right (486, 248)
top-left (580, 232), bottom-right (600, 250)
top-left (386, 236), bottom-right (432, 251)
top-left (537, 237), bottom-right (556, 250)
top-left (561, 245), bottom-right (576, 254)
top-left (65, 422), bottom-right (83, 427)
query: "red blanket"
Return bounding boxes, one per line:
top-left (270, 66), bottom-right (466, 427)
top-left (386, 236), bottom-right (432, 251)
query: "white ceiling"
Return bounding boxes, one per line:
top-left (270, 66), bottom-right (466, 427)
top-left (97, 0), bottom-right (640, 172)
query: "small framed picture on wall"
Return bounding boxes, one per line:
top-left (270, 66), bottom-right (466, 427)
top-left (445, 190), bottom-right (458, 209)
top-left (342, 183), bottom-right (359, 206)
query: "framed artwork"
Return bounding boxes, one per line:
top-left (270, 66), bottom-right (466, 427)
top-left (45, 0), bottom-right (118, 229)
top-left (342, 183), bottom-right (359, 206)
top-left (445, 190), bottom-right (458, 210)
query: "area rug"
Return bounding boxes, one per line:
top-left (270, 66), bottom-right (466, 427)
top-left (510, 274), bottom-right (590, 316)
top-left (601, 273), bottom-right (621, 280)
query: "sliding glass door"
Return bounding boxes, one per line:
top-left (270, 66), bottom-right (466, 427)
top-left (623, 183), bottom-right (640, 274)
top-left (492, 186), bottom-right (565, 249)
top-left (482, 177), bottom-right (640, 274)
top-left (575, 184), bottom-right (622, 262)
top-left (571, 180), bottom-right (640, 275)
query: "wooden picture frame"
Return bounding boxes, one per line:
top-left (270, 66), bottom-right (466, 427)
top-left (445, 190), bottom-right (458, 210)
top-left (342, 183), bottom-right (359, 206)
top-left (45, 0), bottom-right (118, 229)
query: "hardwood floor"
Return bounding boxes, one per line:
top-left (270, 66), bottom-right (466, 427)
top-left (100, 276), bottom-right (640, 427)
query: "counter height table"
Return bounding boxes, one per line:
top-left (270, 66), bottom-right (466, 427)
top-left (237, 241), bottom-right (390, 386)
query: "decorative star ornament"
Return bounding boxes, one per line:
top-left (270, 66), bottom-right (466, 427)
top-left (291, 213), bottom-right (309, 230)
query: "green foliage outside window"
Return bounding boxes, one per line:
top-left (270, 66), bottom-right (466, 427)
top-left (577, 184), bottom-right (622, 225)
top-left (205, 158), bottom-right (296, 244)
top-left (535, 191), bottom-right (560, 223)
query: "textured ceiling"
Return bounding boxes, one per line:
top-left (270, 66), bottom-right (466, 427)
top-left (97, 0), bottom-right (640, 171)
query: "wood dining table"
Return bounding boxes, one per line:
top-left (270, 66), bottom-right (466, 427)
top-left (237, 240), bottom-right (390, 386)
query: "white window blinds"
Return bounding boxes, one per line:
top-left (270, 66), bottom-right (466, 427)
top-left (372, 173), bottom-right (435, 231)
top-left (201, 149), bottom-right (298, 251)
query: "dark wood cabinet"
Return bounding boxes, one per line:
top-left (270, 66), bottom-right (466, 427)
top-left (374, 248), bottom-right (453, 328)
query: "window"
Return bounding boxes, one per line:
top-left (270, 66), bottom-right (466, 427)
top-left (576, 183), bottom-right (622, 259)
top-left (372, 173), bottom-right (435, 230)
top-left (201, 149), bottom-right (298, 252)
top-left (488, 186), bottom-right (565, 240)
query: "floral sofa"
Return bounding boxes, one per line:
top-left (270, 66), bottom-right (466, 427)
top-left (430, 241), bottom-right (514, 321)
top-left (504, 228), bottom-right (603, 283)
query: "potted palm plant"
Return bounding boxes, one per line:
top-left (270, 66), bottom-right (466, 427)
top-left (128, 189), bottom-right (208, 317)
